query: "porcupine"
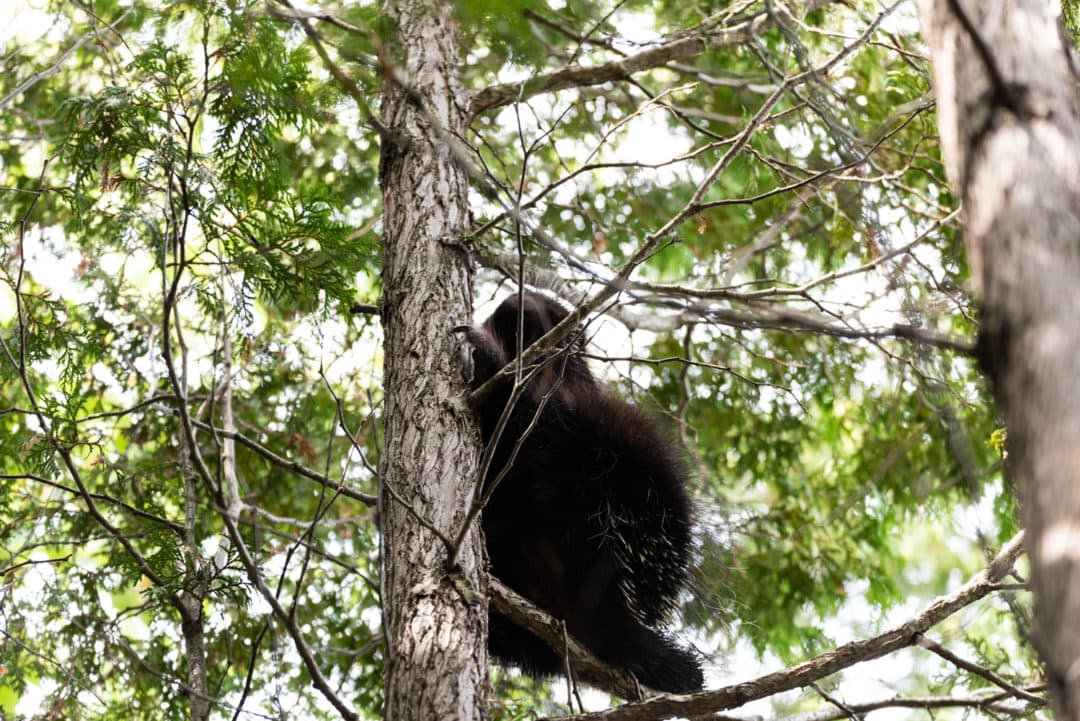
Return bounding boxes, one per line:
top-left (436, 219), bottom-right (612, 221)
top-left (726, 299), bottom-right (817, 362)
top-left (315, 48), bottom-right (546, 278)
top-left (462, 290), bottom-right (703, 694)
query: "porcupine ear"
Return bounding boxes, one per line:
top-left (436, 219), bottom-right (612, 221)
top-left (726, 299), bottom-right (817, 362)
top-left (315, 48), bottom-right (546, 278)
top-left (466, 287), bottom-right (594, 402)
top-left (462, 323), bottom-right (509, 391)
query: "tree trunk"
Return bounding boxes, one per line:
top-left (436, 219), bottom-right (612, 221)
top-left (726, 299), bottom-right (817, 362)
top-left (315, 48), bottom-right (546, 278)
top-left (916, 0), bottom-right (1080, 716)
top-left (377, 1), bottom-right (488, 720)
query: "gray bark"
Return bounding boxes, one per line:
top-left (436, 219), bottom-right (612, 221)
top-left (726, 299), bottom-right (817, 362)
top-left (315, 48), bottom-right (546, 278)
top-left (179, 592), bottom-right (210, 721)
top-left (915, 0), bottom-right (1080, 716)
top-left (377, 0), bottom-right (488, 719)
top-left (178, 347), bottom-right (210, 721)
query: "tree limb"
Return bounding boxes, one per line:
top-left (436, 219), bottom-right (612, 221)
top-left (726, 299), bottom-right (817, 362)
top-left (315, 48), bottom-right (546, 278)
top-left (489, 578), bottom-right (647, 701)
top-left (470, 0), bottom-right (836, 116)
top-left (541, 532), bottom-right (1024, 721)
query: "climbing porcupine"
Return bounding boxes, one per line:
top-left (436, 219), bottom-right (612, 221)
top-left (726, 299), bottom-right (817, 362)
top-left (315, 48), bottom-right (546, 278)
top-left (463, 289), bottom-right (703, 694)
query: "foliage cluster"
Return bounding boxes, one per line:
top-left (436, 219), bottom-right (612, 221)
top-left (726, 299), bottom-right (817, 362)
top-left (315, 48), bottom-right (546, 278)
top-left (0, 0), bottom-right (1030, 719)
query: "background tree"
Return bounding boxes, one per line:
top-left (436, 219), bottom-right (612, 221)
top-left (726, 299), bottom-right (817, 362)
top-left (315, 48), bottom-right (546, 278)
top-left (917, 0), bottom-right (1080, 717)
top-left (0, 0), bottom-right (1051, 720)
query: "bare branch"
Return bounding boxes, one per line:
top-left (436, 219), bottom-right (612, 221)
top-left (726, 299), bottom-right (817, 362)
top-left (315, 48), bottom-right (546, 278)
top-left (489, 578), bottom-right (648, 701)
top-left (470, 0), bottom-right (835, 116)
top-left (540, 532), bottom-right (1024, 721)
top-left (781, 686), bottom-right (1045, 721)
top-left (0, 10), bottom-right (131, 110)
top-left (182, 415), bottom-right (377, 506)
top-left (914, 634), bottom-right (1046, 706)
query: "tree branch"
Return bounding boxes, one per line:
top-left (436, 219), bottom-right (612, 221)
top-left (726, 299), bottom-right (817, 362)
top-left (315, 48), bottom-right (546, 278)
top-left (914, 634), bottom-right (1046, 706)
top-left (489, 578), bottom-right (647, 701)
top-left (781, 686), bottom-right (1045, 721)
top-left (541, 532), bottom-right (1025, 721)
top-left (470, 0), bottom-right (835, 116)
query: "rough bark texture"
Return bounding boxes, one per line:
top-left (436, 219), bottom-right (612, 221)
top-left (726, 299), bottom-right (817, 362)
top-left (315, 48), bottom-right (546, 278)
top-left (916, 0), bottom-right (1080, 716)
top-left (179, 594), bottom-right (209, 721)
top-left (378, 1), bottom-right (488, 719)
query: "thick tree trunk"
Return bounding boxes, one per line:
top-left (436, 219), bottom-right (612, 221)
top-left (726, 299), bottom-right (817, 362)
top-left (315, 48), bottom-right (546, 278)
top-left (916, 0), bottom-right (1080, 716)
top-left (377, 1), bottom-right (488, 720)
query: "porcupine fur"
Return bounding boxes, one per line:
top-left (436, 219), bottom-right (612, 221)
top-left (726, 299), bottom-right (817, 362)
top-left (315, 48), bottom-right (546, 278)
top-left (464, 289), bottom-right (703, 694)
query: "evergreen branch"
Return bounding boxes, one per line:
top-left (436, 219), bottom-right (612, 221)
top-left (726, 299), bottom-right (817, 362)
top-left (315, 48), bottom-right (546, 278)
top-left (0, 161), bottom-right (173, 596)
top-left (1, 473), bottom-right (184, 534)
top-left (266, 0), bottom-right (406, 150)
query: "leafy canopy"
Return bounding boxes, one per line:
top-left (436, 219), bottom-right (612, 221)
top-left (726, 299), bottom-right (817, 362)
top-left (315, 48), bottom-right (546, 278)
top-left (0, 0), bottom-right (1028, 719)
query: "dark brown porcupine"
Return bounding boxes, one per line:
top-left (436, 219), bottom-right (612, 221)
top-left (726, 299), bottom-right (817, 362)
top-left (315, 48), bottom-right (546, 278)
top-left (463, 290), bottom-right (703, 694)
